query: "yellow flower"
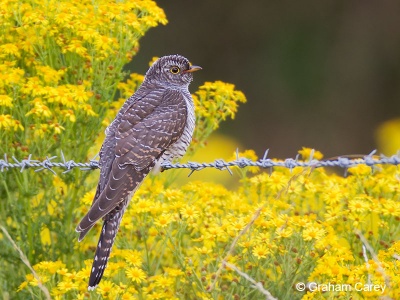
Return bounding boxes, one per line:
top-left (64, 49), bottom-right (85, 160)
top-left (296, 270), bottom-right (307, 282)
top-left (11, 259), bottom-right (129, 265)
top-left (57, 268), bottom-right (70, 276)
top-left (231, 218), bottom-right (247, 232)
top-left (57, 280), bottom-right (78, 292)
top-left (347, 212), bottom-right (365, 227)
top-left (348, 197), bottom-right (370, 213)
top-left (118, 73), bottom-right (144, 98)
top-left (321, 189), bottom-right (343, 205)
top-left (252, 244), bottom-right (270, 259)
top-left (79, 104), bottom-right (97, 116)
top-left (25, 100), bottom-right (52, 118)
top-left (239, 240), bottom-right (253, 253)
top-left (32, 124), bottom-right (49, 138)
top-left (81, 190), bottom-right (95, 206)
top-left (40, 226), bottom-right (51, 246)
top-left (53, 176), bottom-right (68, 195)
top-left (36, 261), bottom-right (65, 274)
top-left (381, 200), bottom-right (400, 216)
top-left (96, 280), bottom-right (114, 296)
top-left (376, 118), bottom-right (400, 155)
top-left (324, 205), bottom-right (343, 222)
top-left (149, 57), bottom-right (159, 66)
top-left (298, 147), bottom-right (324, 160)
top-left (134, 199), bottom-right (152, 213)
top-left (72, 86), bottom-right (92, 102)
top-left (36, 65), bottom-right (64, 83)
top-left (11, 119), bottom-right (24, 131)
top-left (155, 275), bottom-right (174, 288)
top-left (17, 281), bottom-right (28, 292)
top-left (28, 275), bottom-right (49, 286)
top-left (65, 39), bottom-right (88, 57)
top-left (0, 114), bottom-right (12, 129)
top-left (195, 246), bottom-right (212, 255)
top-left (148, 226), bottom-right (158, 237)
top-left (194, 81), bottom-right (246, 133)
top-left (125, 267), bottom-right (146, 284)
top-left (0, 43), bottom-right (20, 57)
top-left (0, 94), bottom-right (13, 107)
top-left (95, 36), bottom-right (114, 52)
top-left (75, 294), bottom-right (87, 300)
top-left (265, 172), bottom-right (289, 194)
top-left (61, 109), bottom-right (76, 122)
top-left (348, 164), bottom-right (372, 176)
top-left (121, 292), bottom-right (136, 299)
top-left (154, 213), bottom-right (174, 228)
top-left (164, 267), bottom-right (184, 277)
top-left (50, 122), bottom-right (65, 134)
top-left (204, 225), bottom-right (225, 239)
top-left (302, 225), bottom-right (326, 241)
top-left (122, 250), bottom-right (143, 267)
top-left (180, 205), bottom-right (199, 220)
top-left (275, 226), bottom-right (293, 238)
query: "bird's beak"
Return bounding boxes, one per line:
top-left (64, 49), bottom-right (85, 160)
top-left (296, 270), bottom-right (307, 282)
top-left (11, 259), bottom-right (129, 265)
top-left (183, 65), bottom-right (202, 73)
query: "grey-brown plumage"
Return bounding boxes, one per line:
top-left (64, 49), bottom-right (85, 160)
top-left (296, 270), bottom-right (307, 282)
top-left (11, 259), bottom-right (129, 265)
top-left (76, 54), bottom-right (201, 290)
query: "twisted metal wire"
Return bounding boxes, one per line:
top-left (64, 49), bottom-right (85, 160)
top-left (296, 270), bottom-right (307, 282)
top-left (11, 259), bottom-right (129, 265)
top-left (0, 150), bottom-right (399, 175)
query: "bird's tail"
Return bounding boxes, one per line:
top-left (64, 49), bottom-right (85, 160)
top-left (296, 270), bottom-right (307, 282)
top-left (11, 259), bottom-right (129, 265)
top-left (88, 207), bottom-right (125, 290)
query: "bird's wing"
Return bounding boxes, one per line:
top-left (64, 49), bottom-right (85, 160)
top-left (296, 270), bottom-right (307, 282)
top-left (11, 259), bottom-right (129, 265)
top-left (76, 89), bottom-right (188, 239)
top-left (115, 90), bottom-right (188, 170)
top-left (96, 88), bottom-right (154, 195)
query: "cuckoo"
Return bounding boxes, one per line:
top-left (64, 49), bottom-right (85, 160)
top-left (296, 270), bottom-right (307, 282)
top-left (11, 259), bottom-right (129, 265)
top-left (76, 54), bottom-right (201, 290)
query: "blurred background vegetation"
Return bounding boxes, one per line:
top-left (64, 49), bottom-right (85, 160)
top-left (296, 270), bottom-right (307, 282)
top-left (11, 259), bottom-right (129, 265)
top-left (131, 0), bottom-right (400, 158)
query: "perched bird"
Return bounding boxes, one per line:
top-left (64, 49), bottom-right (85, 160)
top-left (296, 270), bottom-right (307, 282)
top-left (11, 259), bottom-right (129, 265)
top-left (76, 54), bottom-right (201, 290)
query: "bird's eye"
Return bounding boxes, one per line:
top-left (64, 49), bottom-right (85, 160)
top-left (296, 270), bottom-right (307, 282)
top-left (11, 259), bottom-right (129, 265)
top-left (170, 66), bottom-right (180, 74)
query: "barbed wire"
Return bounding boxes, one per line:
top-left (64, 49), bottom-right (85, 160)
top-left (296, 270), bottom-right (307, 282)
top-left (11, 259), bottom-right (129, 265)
top-left (0, 150), bottom-right (399, 176)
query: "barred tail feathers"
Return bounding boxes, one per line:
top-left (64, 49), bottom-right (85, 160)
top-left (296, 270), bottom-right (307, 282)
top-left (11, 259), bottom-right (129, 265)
top-left (88, 207), bottom-right (125, 290)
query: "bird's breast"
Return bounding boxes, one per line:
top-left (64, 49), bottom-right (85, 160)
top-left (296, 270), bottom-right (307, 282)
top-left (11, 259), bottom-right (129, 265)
top-left (158, 92), bottom-right (195, 165)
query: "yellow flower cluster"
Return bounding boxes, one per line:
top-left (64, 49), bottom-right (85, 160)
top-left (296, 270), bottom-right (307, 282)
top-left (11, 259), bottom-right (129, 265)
top-left (194, 81), bottom-right (247, 124)
top-left (0, 0), bottom-right (166, 156)
top-left (18, 149), bottom-right (400, 299)
top-left (190, 81), bottom-right (247, 152)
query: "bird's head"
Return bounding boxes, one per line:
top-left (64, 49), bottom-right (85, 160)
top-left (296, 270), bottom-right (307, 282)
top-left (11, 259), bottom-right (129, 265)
top-left (145, 54), bottom-right (201, 87)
